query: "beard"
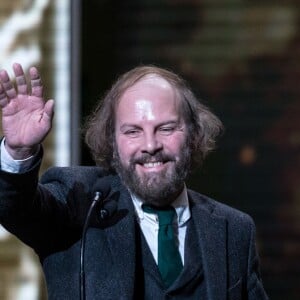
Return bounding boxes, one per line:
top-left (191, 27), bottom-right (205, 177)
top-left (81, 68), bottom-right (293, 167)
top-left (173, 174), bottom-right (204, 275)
top-left (113, 144), bottom-right (191, 207)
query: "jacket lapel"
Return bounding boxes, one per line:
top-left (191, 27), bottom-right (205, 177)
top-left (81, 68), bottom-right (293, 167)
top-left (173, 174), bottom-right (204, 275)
top-left (104, 179), bottom-right (137, 299)
top-left (189, 192), bottom-right (227, 300)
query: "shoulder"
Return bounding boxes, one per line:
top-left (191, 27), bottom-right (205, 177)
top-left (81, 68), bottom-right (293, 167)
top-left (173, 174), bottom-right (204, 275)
top-left (188, 189), bottom-right (255, 228)
top-left (41, 165), bottom-right (109, 183)
top-left (39, 166), bottom-right (113, 193)
top-left (38, 166), bottom-right (122, 215)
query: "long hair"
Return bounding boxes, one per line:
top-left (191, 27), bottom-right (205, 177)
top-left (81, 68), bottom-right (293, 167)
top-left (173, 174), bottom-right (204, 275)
top-left (84, 65), bottom-right (223, 170)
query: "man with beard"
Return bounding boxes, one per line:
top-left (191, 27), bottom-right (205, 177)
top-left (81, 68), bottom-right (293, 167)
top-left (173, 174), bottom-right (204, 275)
top-left (0, 63), bottom-right (268, 299)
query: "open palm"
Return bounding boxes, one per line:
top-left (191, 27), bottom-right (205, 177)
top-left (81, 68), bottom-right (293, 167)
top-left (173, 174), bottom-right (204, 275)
top-left (0, 63), bottom-right (54, 159)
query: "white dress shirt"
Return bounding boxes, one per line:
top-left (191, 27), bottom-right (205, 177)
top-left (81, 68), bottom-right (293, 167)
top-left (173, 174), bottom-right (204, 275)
top-left (131, 188), bottom-right (191, 265)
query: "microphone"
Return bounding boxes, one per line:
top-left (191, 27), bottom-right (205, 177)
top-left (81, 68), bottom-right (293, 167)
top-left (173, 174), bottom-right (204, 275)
top-left (80, 177), bottom-right (113, 300)
top-left (92, 178), bottom-right (111, 203)
top-left (99, 197), bottom-right (118, 220)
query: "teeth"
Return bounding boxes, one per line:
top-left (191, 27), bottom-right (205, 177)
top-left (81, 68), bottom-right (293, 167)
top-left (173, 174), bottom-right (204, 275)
top-left (143, 162), bottom-right (163, 168)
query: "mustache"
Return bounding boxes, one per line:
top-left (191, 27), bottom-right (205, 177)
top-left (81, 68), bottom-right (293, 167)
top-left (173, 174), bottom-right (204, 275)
top-left (130, 152), bottom-right (176, 165)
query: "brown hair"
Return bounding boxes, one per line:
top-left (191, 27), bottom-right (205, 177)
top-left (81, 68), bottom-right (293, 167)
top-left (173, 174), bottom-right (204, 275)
top-left (84, 65), bottom-right (223, 170)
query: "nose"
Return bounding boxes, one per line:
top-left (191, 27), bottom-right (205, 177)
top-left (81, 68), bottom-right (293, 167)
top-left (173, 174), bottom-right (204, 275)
top-left (141, 132), bottom-right (163, 155)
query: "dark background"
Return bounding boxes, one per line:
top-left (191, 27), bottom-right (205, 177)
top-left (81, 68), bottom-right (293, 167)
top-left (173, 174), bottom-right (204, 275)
top-left (80, 1), bottom-right (300, 299)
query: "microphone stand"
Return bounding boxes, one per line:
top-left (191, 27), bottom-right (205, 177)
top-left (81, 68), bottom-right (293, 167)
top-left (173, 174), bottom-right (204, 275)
top-left (80, 191), bottom-right (101, 300)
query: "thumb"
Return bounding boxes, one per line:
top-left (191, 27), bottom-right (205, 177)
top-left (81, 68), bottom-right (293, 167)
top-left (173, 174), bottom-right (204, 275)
top-left (43, 99), bottom-right (55, 121)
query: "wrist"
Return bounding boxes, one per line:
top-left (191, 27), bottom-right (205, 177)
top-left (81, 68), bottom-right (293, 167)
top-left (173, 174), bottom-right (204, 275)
top-left (4, 142), bottom-right (39, 160)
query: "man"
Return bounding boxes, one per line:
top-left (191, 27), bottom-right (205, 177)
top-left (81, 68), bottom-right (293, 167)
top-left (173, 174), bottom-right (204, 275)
top-left (0, 63), bottom-right (268, 299)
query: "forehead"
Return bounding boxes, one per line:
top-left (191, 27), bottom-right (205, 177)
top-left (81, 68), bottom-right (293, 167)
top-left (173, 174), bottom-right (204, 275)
top-left (115, 75), bottom-right (182, 123)
top-left (117, 74), bottom-right (178, 107)
top-left (126, 74), bottom-right (174, 94)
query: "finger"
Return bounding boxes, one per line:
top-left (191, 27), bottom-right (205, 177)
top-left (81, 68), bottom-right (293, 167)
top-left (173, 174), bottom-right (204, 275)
top-left (0, 83), bottom-right (9, 107)
top-left (44, 99), bottom-right (55, 120)
top-left (13, 63), bottom-right (28, 95)
top-left (0, 69), bottom-right (17, 99)
top-left (29, 66), bottom-right (43, 98)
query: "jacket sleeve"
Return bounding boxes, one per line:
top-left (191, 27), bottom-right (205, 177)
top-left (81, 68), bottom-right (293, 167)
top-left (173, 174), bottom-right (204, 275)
top-left (0, 155), bottom-right (50, 250)
top-left (0, 156), bottom-right (109, 257)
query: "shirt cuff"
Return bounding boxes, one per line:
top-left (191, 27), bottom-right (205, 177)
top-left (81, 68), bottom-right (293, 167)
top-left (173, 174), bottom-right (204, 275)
top-left (0, 139), bottom-right (40, 173)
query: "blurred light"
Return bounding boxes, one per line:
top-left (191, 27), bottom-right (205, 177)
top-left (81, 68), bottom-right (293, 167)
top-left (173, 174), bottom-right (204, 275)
top-left (53, 0), bottom-right (71, 166)
top-left (0, 0), bottom-right (49, 71)
top-left (0, 226), bottom-right (10, 240)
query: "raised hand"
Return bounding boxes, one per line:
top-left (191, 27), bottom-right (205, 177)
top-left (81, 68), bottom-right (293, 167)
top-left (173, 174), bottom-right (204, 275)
top-left (0, 63), bottom-right (54, 159)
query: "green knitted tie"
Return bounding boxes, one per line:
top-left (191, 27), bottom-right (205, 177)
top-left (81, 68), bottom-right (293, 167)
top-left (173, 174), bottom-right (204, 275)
top-left (142, 205), bottom-right (183, 288)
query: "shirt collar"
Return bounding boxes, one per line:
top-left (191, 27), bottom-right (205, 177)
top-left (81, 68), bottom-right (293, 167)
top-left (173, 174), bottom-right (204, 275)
top-left (131, 184), bottom-right (191, 226)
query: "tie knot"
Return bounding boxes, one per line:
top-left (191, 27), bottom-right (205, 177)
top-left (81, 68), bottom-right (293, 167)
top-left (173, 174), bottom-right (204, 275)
top-left (142, 205), bottom-right (176, 226)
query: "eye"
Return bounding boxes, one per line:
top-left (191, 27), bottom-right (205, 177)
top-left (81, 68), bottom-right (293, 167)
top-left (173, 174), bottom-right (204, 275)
top-left (124, 129), bottom-right (141, 138)
top-left (159, 126), bottom-right (175, 135)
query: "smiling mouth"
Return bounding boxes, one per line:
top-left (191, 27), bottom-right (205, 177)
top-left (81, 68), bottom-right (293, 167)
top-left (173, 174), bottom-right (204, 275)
top-left (142, 161), bottom-right (164, 168)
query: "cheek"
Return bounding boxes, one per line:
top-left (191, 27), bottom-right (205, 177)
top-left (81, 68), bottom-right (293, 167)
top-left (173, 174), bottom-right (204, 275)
top-left (115, 136), bottom-right (138, 163)
top-left (164, 135), bottom-right (187, 156)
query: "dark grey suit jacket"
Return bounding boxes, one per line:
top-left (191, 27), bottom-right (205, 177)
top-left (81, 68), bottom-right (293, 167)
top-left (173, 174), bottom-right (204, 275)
top-left (0, 159), bottom-right (268, 299)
